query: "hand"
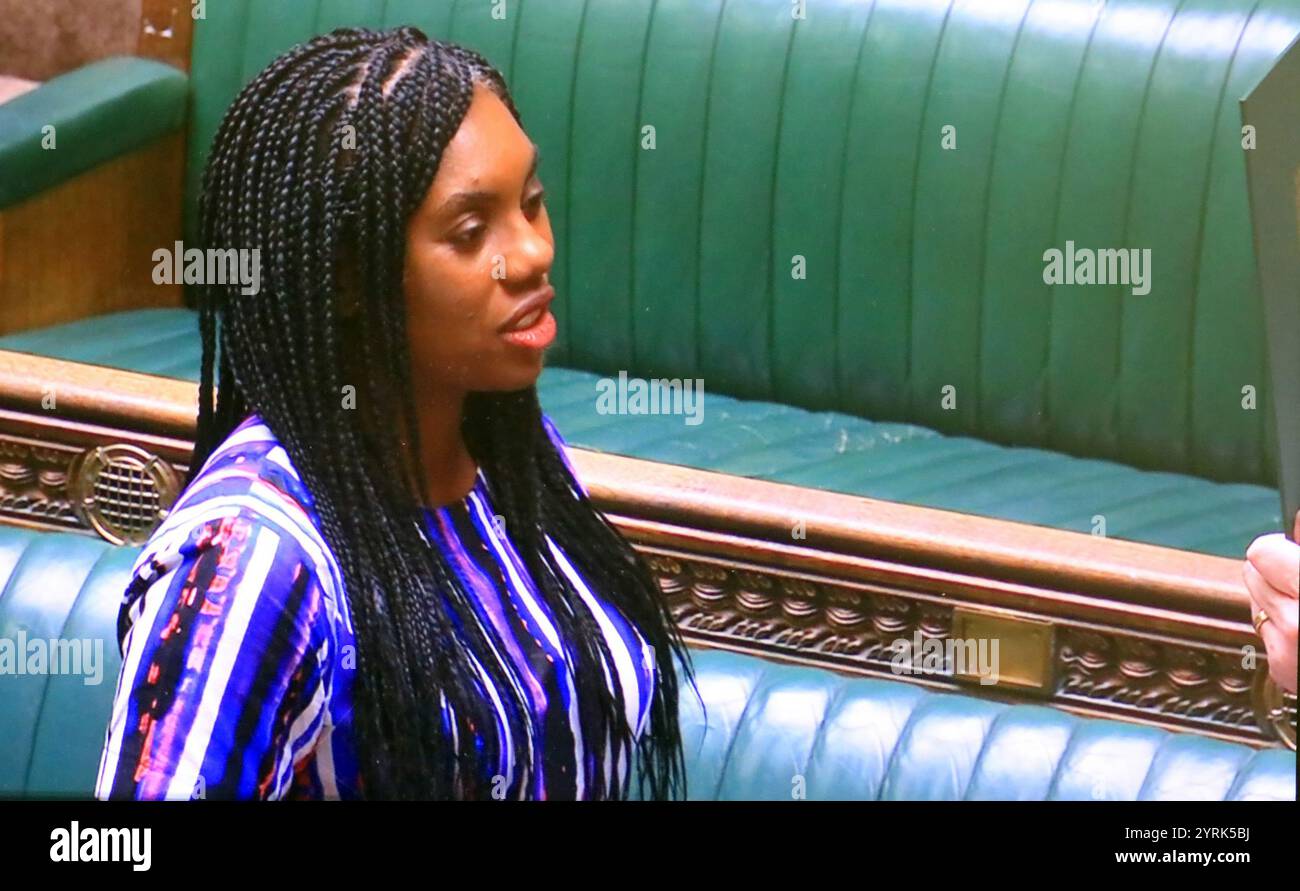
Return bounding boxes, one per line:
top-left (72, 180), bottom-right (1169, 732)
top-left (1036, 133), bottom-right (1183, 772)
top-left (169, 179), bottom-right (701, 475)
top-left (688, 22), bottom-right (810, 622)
top-left (1243, 511), bottom-right (1299, 694)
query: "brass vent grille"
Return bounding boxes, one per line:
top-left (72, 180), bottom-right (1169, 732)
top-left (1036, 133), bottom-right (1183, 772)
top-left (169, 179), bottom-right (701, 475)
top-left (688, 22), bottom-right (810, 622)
top-left (69, 444), bottom-right (181, 546)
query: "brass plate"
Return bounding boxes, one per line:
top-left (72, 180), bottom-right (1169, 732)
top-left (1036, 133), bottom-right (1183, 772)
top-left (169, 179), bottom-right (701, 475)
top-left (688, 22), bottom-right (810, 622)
top-left (951, 606), bottom-right (1056, 694)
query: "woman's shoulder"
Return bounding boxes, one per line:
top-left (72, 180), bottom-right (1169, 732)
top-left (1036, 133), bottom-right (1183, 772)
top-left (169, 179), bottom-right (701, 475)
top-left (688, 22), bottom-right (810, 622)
top-left (183, 413), bottom-right (318, 513)
top-left (119, 452), bottom-right (352, 657)
top-left (130, 414), bottom-right (345, 612)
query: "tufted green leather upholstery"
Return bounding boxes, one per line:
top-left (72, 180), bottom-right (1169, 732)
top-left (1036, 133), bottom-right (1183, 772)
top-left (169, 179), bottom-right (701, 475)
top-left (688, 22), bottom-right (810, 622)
top-left (0, 308), bottom-right (1282, 558)
top-left (176, 0), bottom-right (1297, 486)
top-left (1, 524), bottom-right (1293, 800)
top-left (2, 1), bottom-right (1297, 555)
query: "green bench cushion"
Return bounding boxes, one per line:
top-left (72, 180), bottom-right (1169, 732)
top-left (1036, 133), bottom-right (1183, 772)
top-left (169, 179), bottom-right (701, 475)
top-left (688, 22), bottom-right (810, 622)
top-left (0, 57), bottom-right (189, 209)
top-left (0, 308), bottom-right (205, 379)
top-left (0, 308), bottom-right (1282, 558)
top-left (1, 526), bottom-right (1292, 800)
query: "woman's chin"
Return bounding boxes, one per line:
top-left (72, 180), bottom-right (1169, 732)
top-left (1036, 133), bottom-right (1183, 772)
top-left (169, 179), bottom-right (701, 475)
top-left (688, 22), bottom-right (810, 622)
top-left (479, 355), bottom-right (547, 392)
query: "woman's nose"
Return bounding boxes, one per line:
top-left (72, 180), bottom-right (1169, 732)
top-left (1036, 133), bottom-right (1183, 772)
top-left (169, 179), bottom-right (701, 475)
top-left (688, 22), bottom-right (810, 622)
top-left (505, 218), bottom-right (553, 281)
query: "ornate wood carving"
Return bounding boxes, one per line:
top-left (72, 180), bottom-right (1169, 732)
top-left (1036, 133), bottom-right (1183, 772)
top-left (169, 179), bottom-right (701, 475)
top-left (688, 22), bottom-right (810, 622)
top-left (0, 351), bottom-right (1292, 749)
top-left (1056, 629), bottom-right (1258, 735)
top-left (635, 544), bottom-right (1275, 746)
top-left (0, 434), bottom-right (81, 529)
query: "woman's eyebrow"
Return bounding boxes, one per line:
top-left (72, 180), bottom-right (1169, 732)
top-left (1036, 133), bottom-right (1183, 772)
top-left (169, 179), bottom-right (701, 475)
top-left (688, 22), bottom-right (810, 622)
top-left (436, 142), bottom-right (541, 218)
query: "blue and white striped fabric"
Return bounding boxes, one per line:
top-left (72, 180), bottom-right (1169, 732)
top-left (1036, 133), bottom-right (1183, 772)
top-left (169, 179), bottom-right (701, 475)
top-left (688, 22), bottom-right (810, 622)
top-left (95, 413), bottom-right (656, 800)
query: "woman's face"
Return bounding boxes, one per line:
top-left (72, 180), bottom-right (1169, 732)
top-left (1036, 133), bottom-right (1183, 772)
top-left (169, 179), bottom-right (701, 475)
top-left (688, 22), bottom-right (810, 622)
top-left (402, 80), bottom-right (556, 396)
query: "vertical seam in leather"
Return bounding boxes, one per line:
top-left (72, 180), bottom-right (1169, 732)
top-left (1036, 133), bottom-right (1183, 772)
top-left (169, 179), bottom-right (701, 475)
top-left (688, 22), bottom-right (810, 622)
top-left (832, 0), bottom-right (880, 413)
top-left (22, 545), bottom-right (107, 794)
top-left (710, 662), bottom-right (765, 801)
top-left (1134, 732), bottom-right (1173, 801)
top-left (1042, 715), bottom-right (1083, 799)
top-left (877, 689), bottom-right (933, 801)
top-left (628, 0), bottom-right (661, 373)
top-left (7, 537), bottom-right (44, 794)
top-left (1112, 0), bottom-right (1187, 468)
top-left (504, 0), bottom-right (524, 85)
top-left (1043, 0), bottom-right (1105, 454)
top-left (972, 0), bottom-right (1034, 440)
top-left (1224, 748), bottom-right (1263, 801)
top-left (235, 0), bottom-right (262, 83)
top-left (764, 8), bottom-right (798, 401)
top-left (959, 704), bottom-right (1012, 801)
top-left (904, 1), bottom-right (957, 423)
top-left (692, 0), bottom-right (728, 380)
top-left (801, 676), bottom-right (849, 797)
top-left (1181, 0), bottom-right (1262, 483)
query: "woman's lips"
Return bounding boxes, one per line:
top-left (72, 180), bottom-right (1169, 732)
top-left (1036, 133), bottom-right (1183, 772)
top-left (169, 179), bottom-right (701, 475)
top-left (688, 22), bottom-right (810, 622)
top-left (502, 309), bottom-right (557, 349)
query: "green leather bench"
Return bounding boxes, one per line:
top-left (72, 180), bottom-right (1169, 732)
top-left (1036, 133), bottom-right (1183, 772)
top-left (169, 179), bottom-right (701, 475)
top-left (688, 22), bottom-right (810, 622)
top-left (0, 305), bottom-right (1285, 561)
top-left (2, 524), bottom-right (1293, 800)
top-left (1, 0), bottom-right (1297, 560)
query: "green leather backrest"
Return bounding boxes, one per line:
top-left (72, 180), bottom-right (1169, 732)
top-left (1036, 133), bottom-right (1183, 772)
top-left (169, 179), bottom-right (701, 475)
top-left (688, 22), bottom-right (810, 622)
top-left (183, 0), bottom-right (1300, 487)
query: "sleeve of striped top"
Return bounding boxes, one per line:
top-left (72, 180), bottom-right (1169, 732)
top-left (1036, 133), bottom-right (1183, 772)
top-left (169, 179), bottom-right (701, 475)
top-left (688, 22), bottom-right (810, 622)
top-left (95, 507), bottom-right (332, 801)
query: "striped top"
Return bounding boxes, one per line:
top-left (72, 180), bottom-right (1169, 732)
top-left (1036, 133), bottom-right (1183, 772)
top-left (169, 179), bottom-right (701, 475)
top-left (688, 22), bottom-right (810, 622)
top-left (95, 413), bottom-right (656, 800)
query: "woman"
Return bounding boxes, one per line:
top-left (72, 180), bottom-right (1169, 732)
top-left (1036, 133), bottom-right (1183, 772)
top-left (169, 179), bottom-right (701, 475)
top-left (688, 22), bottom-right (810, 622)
top-left (96, 26), bottom-right (696, 801)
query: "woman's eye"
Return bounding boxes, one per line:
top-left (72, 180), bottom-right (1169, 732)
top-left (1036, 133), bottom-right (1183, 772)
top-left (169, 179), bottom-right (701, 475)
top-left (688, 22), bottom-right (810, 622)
top-left (525, 190), bottom-right (546, 213)
top-left (453, 224), bottom-right (485, 247)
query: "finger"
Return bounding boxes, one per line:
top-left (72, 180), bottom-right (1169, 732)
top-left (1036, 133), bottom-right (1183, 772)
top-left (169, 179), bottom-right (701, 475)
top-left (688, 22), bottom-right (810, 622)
top-left (1245, 533), bottom-right (1299, 598)
top-left (1260, 619), bottom-right (1298, 694)
top-left (1242, 560), bottom-right (1293, 620)
top-left (1243, 562), bottom-right (1262, 614)
top-left (1259, 609), bottom-right (1287, 650)
top-left (1269, 659), bottom-right (1298, 696)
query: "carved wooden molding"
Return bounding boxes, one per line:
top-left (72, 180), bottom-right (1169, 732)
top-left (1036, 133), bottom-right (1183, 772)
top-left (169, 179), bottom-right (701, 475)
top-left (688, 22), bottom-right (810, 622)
top-left (0, 349), bottom-right (1290, 748)
top-left (631, 543), bottom-right (1264, 744)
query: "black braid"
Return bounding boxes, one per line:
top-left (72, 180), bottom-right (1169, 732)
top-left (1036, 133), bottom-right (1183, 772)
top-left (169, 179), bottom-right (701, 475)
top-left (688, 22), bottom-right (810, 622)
top-left (188, 26), bottom-right (695, 800)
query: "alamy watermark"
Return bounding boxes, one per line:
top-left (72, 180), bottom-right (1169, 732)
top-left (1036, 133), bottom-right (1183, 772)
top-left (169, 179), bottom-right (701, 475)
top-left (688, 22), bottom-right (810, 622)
top-left (151, 240), bottom-right (261, 295)
top-left (889, 631), bottom-right (1000, 685)
top-left (0, 631), bottom-right (104, 686)
top-left (1042, 241), bottom-right (1151, 296)
top-left (50, 822), bottom-right (150, 871)
top-left (595, 370), bottom-right (704, 426)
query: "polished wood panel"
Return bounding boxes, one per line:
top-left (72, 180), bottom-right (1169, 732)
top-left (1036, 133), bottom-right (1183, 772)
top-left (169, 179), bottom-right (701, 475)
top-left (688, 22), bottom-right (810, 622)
top-left (0, 350), bottom-right (196, 437)
top-left (570, 448), bottom-right (1252, 627)
top-left (0, 133), bottom-right (185, 337)
top-left (137, 0), bottom-right (195, 73)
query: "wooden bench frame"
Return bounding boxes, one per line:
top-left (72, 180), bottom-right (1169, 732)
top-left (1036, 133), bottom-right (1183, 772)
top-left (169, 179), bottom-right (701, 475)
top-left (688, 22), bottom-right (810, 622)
top-left (1, 348), bottom-right (1293, 751)
top-left (0, 0), bottom-right (193, 338)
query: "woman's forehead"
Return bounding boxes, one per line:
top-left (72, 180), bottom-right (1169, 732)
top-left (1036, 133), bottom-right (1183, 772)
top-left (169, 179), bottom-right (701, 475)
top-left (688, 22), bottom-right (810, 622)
top-left (425, 88), bottom-right (534, 201)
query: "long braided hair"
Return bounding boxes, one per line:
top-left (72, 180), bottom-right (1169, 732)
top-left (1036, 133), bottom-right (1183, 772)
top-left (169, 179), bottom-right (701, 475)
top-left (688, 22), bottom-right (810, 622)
top-left (187, 26), bottom-right (695, 800)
